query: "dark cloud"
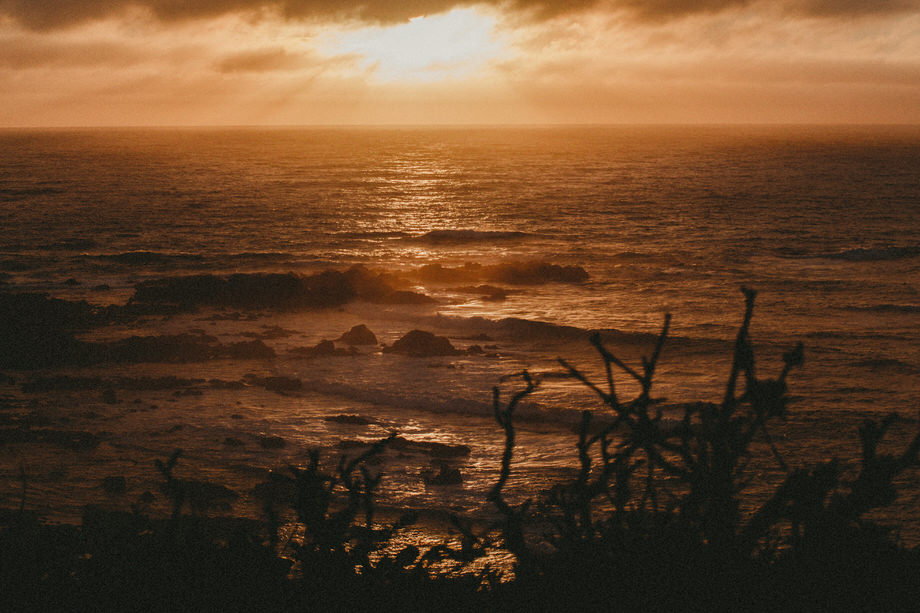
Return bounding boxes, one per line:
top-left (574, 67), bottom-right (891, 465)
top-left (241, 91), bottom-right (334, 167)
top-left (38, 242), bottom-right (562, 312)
top-left (615, 0), bottom-right (920, 21)
top-left (0, 36), bottom-right (147, 68)
top-left (1, 0), bottom-right (601, 30)
top-left (0, 0), bottom-right (917, 31)
top-left (216, 47), bottom-right (307, 73)
top-left (616, 0), bottom-right (752, 21)
top-left (792, 0), bottom-right (920, 18)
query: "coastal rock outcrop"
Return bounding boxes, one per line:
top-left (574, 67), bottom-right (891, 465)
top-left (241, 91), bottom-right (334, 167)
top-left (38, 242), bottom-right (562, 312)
top-left (383, 330), bottom-right (460, 357)
top-left (337, 324), bottom-right (378, 346)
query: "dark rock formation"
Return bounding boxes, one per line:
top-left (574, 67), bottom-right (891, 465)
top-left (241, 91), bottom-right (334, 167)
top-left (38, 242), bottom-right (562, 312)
top-left (337, 325), bottom-right (378, 346)
top-left (421, 462), bottom-right (463, 486)
top-left (338, 436), bottom-right (470, 458)
top-left (323, 414), bottom-right (375, 425)
top-left (414, 261), bottom-right (588, 285)
top-left (383, 330), bottom-right (460, 357)
top-left (258, 435), bottom-right (286, 449)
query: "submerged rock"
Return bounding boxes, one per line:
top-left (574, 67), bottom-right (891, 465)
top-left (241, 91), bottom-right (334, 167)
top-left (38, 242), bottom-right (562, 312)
top-left (383, 330), bottom-right (460, 357)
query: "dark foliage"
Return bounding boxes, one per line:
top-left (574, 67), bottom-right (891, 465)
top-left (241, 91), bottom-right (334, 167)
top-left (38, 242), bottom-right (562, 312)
top-left (3, 289), bottom-right (920, 611)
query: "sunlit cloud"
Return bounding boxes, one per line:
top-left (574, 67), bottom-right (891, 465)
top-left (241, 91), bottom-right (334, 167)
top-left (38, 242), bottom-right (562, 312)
top-left (323, 8), bottom-right (506, 82)
top-left (0, 0), bottom-right (918, 125)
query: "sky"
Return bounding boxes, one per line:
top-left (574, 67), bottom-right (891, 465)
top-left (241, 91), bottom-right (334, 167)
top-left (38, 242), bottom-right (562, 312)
top-left (1, 0), bottom-right (919, 126)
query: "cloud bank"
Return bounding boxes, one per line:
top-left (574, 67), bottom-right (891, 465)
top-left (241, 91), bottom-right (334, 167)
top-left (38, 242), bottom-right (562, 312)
top-left (3, 0), bottom-right (918, 30)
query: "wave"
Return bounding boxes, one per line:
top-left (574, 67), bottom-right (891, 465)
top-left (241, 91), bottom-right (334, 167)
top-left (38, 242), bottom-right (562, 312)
top-left (410, 230), bottom-right (536, 244)
top-left (849, 358), bottom-right (919, 375)
top-left (413, 261), bottom-right (588, 285)
top-left (335, 231), bottom-right (412, 240)
top-left (824, 245), bottom-right (920, 262)
top-left (0, 186), bottom-right (65, 200)
top-left (84, 251), bottom-right (206, 265)
top-left (38, 238), bottom-right (99, 251)
top-left (843, 304), bottom-right (920, 314)
top-left (225, 251), bottom-right (298, 262)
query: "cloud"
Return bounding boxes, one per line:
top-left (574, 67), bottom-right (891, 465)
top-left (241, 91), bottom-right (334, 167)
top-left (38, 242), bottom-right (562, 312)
top-left (791, 0), bottom-right (920, 19)
top-left (4, 0), bottom-right (919, 31)
top-left (0, 36), bottom-right (146, 68)
top-left (0, 0), bottom-right (585, 30)
top-left (216, 47), bottom-right (306, 72)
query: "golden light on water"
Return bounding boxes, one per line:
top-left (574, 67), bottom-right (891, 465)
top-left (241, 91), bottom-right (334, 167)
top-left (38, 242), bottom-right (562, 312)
top-left (325, 9), bottom-right (505, 83)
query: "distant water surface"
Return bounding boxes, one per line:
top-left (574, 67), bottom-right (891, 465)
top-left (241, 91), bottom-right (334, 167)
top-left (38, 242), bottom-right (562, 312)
top-left (0, 125), bottom-right (918, 530)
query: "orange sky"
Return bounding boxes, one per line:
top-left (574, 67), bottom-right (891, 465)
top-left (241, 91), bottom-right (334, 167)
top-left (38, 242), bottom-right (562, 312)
top-left (1, 0), bottom-right (918, 126)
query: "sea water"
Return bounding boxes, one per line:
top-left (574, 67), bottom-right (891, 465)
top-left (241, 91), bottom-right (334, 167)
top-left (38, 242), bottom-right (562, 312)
top-left (0, 125), bottom-right (918, 534)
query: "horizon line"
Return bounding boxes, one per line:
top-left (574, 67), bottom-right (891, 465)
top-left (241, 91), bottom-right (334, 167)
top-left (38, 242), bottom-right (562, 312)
top-left (2, 122), bottom-right (920, 130)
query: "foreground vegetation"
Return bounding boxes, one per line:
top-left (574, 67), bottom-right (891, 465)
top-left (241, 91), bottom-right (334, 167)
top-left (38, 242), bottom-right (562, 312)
top-left (3, 288), bottom-right (920, 611)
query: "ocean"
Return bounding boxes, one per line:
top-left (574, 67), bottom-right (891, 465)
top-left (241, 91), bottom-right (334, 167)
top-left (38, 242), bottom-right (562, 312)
top-left (1, 125), bottom-right (918, 537)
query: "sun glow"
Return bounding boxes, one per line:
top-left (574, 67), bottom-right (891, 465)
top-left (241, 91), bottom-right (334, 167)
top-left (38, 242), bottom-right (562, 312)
top-left (327, 8), bottom-right (505, 82)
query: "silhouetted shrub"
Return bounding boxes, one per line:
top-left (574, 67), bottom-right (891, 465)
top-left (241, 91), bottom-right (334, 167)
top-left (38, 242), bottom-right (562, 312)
top-left (4, 288), bottom-right (920, 611)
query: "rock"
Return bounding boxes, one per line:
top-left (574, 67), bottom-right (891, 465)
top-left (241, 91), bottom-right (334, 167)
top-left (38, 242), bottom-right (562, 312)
top-left (289, 339), bottom-right (358, 358)
top-left (338, 435), bottom-right (470, 458)
top-left (221, 339), bottom-right (276, 359)
top-left (130, 270), bottom-right (358, 310)
top-left (102, 476), bottom-right (127, 494)
top-left (253, 376), bottom-right (302, 393)
top-left (383, 330), bottom-right (460, 357)
top-left (259, 435), bottom-right (286, 449)
top-left (324, 414), bottom-right (374, 425)
top-left (338, 324), bottom-right (378, 346)
top-left (374, 290), bottom-right (438, 305)
top-left (92, 284), bottom-right (112, 291)
top-left (101, 389), bottom-right (118, 404)
top-left (390, 437), bottom-right (471, 458)
top-left (454, 285), bottom-right (508, 301)
top-left (223, 437), bottom-right (245, 447)
top-left (311, 340), bottom-right (337, 356)
top-left (209, 379), bottom-right (246, 390)
top-left (422, 462), bottom-right (463, 486)
top-left (64, 278), bottom-right (81, 286)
